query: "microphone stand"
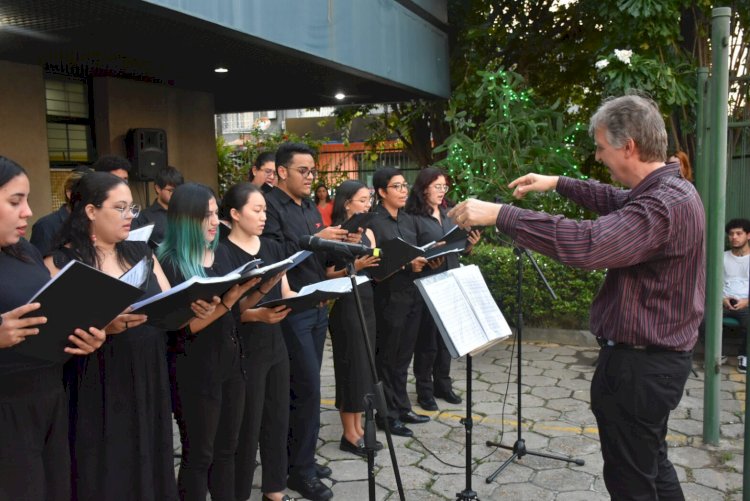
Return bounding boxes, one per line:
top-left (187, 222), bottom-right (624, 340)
top-left (343, 258), bottom-right (406, 501)
top-left (485, 246), bottom-right (584, 483)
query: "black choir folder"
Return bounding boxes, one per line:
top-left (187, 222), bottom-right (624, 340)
top-left (14, 260), bottom-right (145, 363)
top-left (340, 212), bottom-right (378, 233)
top-left (415, 264), bottom-right (511, 358)
top-left (258, 276), bottom-right (370, 313)
top-left (370, 238), bottom-right (429, 281)
top-left (131, 251), bottom-right (311, 330)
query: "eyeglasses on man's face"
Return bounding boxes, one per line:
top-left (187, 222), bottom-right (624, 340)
top-left (387, 182), bottom-right (409, 192)
top-left (289, 166), bottom-right (318, 178)
top-left (99, 204), bottom-right (141, 219)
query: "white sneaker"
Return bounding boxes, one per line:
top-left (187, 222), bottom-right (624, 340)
top-left (738, 355), bottom-right (747, 374)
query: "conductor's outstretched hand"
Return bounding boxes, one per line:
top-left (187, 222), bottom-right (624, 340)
top-left (509, 173), bottom-right (559, 199)
top-left (448, 199), bottom-right (501, 230)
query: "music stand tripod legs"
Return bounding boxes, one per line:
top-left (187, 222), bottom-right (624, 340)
top-left (485, 247), bottom-right (584, 484)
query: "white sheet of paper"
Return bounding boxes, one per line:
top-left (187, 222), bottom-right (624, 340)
top-left (127, 224), bottom-right (155, 242)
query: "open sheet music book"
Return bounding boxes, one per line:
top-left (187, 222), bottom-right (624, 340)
top-left (15, 260), bottom-right (145, 363)
top-left (415, 264), bottom-right (511, 358)
top-left (370, 237), bottom-right (427, 281)
top-left (258, 275), bottom-right (369, 313)
top-left (129, 250), bottom-right (312, 330)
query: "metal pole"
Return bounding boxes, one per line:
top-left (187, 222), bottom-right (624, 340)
top-left (703, 6), bottom-right (731, 445)
top-left (695, 67), bottom-right (709, 206)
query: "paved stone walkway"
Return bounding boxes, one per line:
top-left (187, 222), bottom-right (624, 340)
top-left (189, 338), bottom-right (746, 500)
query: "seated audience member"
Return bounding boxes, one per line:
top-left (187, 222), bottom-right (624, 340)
top-left (30, 166), bottom-right (91, 255)
top-left (723, 218), bottom-right (750, 373)
top-left (249, 151), bottom-right (277, 193)
top-left (92, 154), bottom-right (130, 182)
top-left (132, 166), bottom-right (184, 247)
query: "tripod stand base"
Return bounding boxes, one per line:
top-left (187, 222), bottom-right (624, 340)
top-left (456, 489), bottom-right (479, 500)
top-left (485, 439), bottom-right (585, 483)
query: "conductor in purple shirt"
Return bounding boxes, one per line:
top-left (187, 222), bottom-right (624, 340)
top-left (449, 93), bottom-right (705, 501)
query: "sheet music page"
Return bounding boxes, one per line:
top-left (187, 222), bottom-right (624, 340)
top-left (126, 224), bottom-right (154, 242)
top-left (119, 257), bottom-right (151, 288)
top-left (297, 275), bottom-right (369, 296)
top-left (451, 265), bottom-right (512, 341)
top-left (418, 273), bottom-right (489, 357)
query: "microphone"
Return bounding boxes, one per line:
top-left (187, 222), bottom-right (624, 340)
top-left (298, 235), bottom-right (381, 258)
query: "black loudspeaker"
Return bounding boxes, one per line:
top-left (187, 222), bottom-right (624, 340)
top-left (126, 128), bottom-right (167, 181)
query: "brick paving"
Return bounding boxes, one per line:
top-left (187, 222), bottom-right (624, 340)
top-left (183, 337), bottom-right (747, 500)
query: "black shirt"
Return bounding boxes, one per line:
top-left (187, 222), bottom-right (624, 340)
top-left (214, 238), bottom-right (284, 341)
top-left (30, 205), bottom-right (69, 256)
top-left (0, 239), bottom-right (60, 392)
top-left (263, 187), bottom-right (326, 292)
top-left (160, 255), bottom-right (241, 388)
top-left (367, 204), bottom-right (420, 290)
top-left (412, 206), bottom-right (460, 273)
top-left (132, 201), bottom-right (168, 247)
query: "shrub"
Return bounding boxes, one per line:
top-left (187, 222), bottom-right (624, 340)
top-left (460, 242), bottom-right (605, 330)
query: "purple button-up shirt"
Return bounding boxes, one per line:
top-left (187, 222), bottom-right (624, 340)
top-left (495, 164), bottom-right (705, 351)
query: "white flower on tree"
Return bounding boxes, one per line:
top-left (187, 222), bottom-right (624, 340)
top-left (595, 59), bottom-right (610, 70)
top-left (614, 49), bottom-right (633, 65)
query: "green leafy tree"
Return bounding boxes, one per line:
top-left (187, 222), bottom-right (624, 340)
top-left (435, 67), bottom-right (587, 218)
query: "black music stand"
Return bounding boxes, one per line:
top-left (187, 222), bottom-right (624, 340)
top-left (485, 246), bottom-right (584, 484)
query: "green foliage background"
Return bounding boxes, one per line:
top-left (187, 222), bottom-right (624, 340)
top-left (461, 243), bottom-right (606, 330)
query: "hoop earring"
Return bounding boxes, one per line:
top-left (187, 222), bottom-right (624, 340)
top-left (90, 233), bottom-right (97, 244)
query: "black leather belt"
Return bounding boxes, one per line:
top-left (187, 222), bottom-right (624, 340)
top-left (598, 338), bottom-right (687, 353)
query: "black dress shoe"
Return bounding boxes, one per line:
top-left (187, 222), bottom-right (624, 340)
top-left (399, 410), bottom-right (430, 424)
top-left (434, 388), bottom-right (462, 404)
top-left (340, 436), bottom-right (370, 457)
top-left (417, 396), bottom-right (439, 411)
top-left (287, 474), bottom-right (333, 501)
top-left (376, 417), bottom-right (414, 437)
top-left (314, 463), bottom-right (332, 479)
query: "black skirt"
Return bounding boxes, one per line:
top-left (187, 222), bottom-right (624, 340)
top-left (328, 282), bottom-right (377, 413)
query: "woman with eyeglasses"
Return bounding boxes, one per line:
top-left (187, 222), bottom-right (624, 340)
top-left (157, 182), bottom-right (260, 501)
top-left (44, 171), bottom-right (180, 500)
top-left (405, 167), bottom-right (481, 412)
top-left (249, 151), bottom-right (277, 192)
top-left (214, 182), bottom-right (293, 501)
top-left (325, 180), bottom-right (382, 456)
top-left (367, 167), bottom-right (430, 438)
top-left (0, 157), bottom-right (106, 500)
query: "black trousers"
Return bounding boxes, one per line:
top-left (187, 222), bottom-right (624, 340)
top-left (235, 332), bottom-right (290, 499)
top-left (281, 306), bottom-right (328, 479)
top-left (413, 305), bottom-right (453, 400)
top-left (0, 389), bottom-right (69, 501)
top-left (724, 306), bottom-right (748, 355)
top-left (177, 372), bottom-right (246, 501)
top-left (591, 346), bottom-right (692, 501)
top-left (374, 285), bottom-right (424, 420)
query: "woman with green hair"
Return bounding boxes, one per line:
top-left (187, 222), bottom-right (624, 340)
top-left (158, 182), bottom-right (261, 501)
